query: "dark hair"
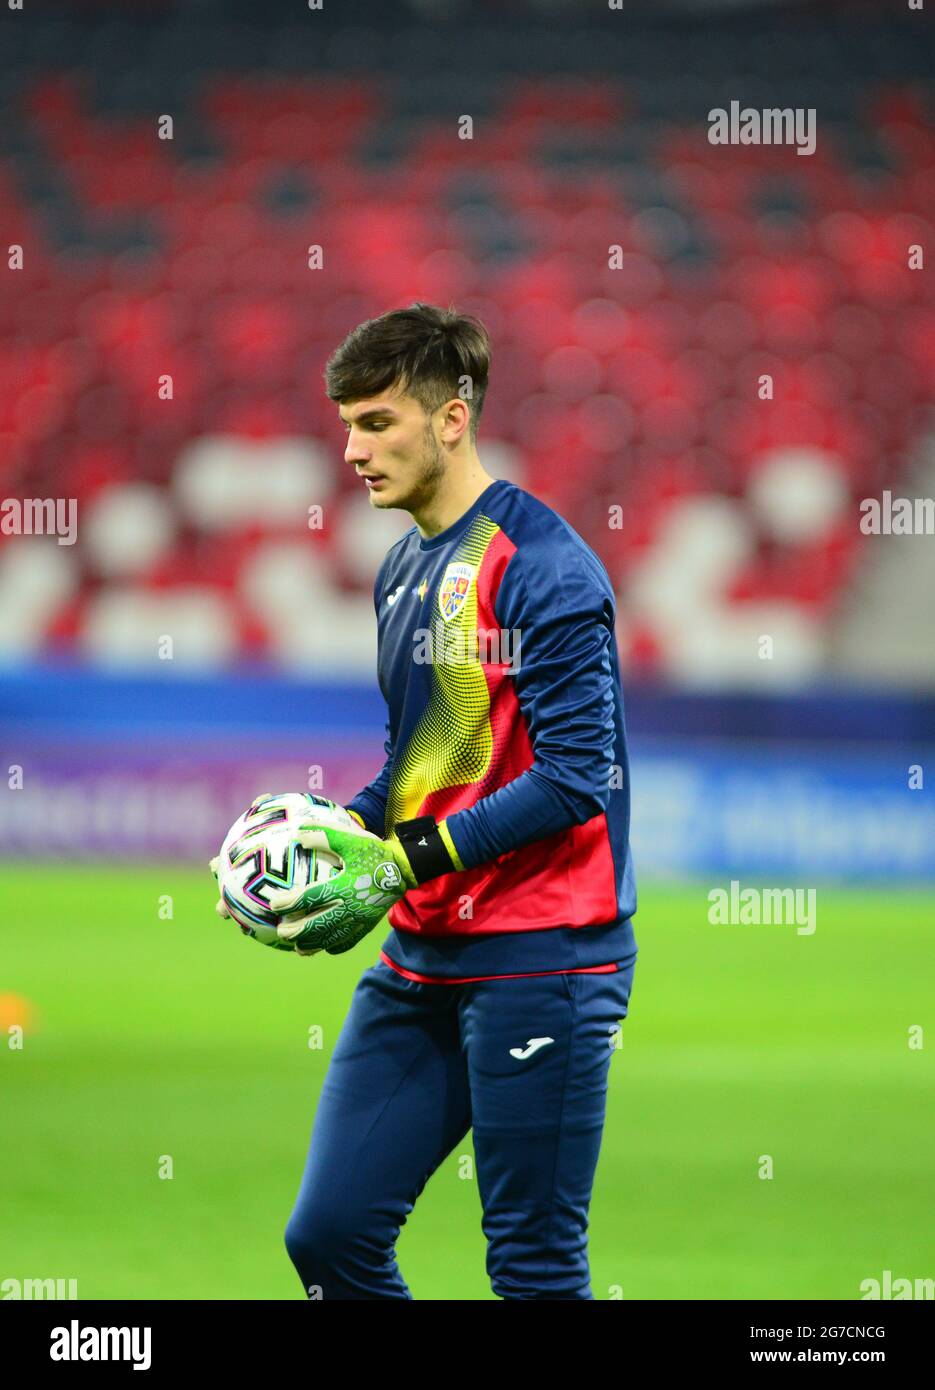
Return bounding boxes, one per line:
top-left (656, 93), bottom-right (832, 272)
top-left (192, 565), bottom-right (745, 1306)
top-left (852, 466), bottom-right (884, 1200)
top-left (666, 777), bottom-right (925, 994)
top-left (324, 302), bottom-right (490, 442)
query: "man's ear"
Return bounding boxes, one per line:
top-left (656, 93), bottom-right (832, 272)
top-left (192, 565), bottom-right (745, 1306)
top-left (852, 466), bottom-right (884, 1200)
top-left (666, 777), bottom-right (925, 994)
top-left (440, 396), bottom-right (471, 444)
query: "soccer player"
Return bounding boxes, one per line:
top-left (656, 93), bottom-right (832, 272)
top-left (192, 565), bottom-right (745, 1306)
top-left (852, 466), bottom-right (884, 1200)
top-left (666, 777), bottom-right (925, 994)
top-left (274, 302), bottom-right (638, 1300)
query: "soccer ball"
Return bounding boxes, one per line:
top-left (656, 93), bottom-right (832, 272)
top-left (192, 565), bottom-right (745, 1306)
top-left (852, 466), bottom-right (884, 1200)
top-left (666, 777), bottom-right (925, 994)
top-left (214, 793), bottom-right (356, 950)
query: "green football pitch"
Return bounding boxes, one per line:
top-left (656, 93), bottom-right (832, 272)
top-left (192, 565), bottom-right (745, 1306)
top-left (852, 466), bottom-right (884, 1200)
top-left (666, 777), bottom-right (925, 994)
top-left (1, 865), bottom-right (932, 1300)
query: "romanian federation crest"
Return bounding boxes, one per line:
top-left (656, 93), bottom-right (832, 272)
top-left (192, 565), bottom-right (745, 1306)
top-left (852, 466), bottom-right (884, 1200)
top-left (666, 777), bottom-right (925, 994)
top-left (438, 562), bottom-right (475, 623)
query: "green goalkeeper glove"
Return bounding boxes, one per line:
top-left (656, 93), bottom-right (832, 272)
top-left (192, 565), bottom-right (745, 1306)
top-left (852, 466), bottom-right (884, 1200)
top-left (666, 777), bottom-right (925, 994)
top-left (267, 825), bottom-right (412, 954)
top-left (268, 816), bottom-right (464, 955)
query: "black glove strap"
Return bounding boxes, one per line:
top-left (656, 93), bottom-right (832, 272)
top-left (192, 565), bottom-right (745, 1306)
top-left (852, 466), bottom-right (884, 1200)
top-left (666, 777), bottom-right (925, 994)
top-left (393, 815), bottom-right (454, 885)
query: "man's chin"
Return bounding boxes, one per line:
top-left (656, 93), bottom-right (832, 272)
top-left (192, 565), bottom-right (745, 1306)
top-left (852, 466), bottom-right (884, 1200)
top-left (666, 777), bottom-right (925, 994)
top-left (368, 486), bottom-right (400, 509)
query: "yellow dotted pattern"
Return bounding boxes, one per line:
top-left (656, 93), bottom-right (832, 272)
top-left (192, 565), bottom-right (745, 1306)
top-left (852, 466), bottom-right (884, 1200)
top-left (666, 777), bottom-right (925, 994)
top-left (385, 514), bottom-right (500, 831)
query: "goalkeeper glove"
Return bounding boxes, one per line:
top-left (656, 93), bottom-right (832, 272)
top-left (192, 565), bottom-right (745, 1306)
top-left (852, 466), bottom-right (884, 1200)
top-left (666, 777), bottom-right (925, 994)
top-left (208, 854), bottom-right (323, 957)
top-left (268, 815), bottom-right (464, 955)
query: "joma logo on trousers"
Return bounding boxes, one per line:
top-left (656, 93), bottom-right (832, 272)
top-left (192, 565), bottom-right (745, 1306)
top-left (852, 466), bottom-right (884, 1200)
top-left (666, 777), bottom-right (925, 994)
top-left (509, 1037), bottom-right (555, 1060)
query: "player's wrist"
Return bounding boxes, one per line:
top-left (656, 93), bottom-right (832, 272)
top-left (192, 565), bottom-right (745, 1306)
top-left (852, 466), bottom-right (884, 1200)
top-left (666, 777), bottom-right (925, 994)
top-left (391, 815), bottom-right (464, 885)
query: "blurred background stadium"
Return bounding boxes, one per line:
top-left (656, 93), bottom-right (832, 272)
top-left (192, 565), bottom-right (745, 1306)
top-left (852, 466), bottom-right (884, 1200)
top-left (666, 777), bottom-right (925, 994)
top-left (2, 0), bottom-right (933, 1301)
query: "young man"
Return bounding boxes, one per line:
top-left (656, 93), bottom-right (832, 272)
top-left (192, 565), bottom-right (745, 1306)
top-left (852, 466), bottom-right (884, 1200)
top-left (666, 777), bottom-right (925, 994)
top-left (273, 302), bottom-right (638, 1300)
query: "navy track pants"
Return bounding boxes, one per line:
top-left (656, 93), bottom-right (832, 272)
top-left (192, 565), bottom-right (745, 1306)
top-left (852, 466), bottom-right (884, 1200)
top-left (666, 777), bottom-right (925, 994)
top-left (284, 952), bottom-right (637, 1300)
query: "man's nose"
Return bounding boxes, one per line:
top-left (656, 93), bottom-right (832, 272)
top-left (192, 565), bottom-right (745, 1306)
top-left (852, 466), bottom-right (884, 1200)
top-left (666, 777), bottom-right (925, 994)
top-left (345, 434), bottom-right (370, 466)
